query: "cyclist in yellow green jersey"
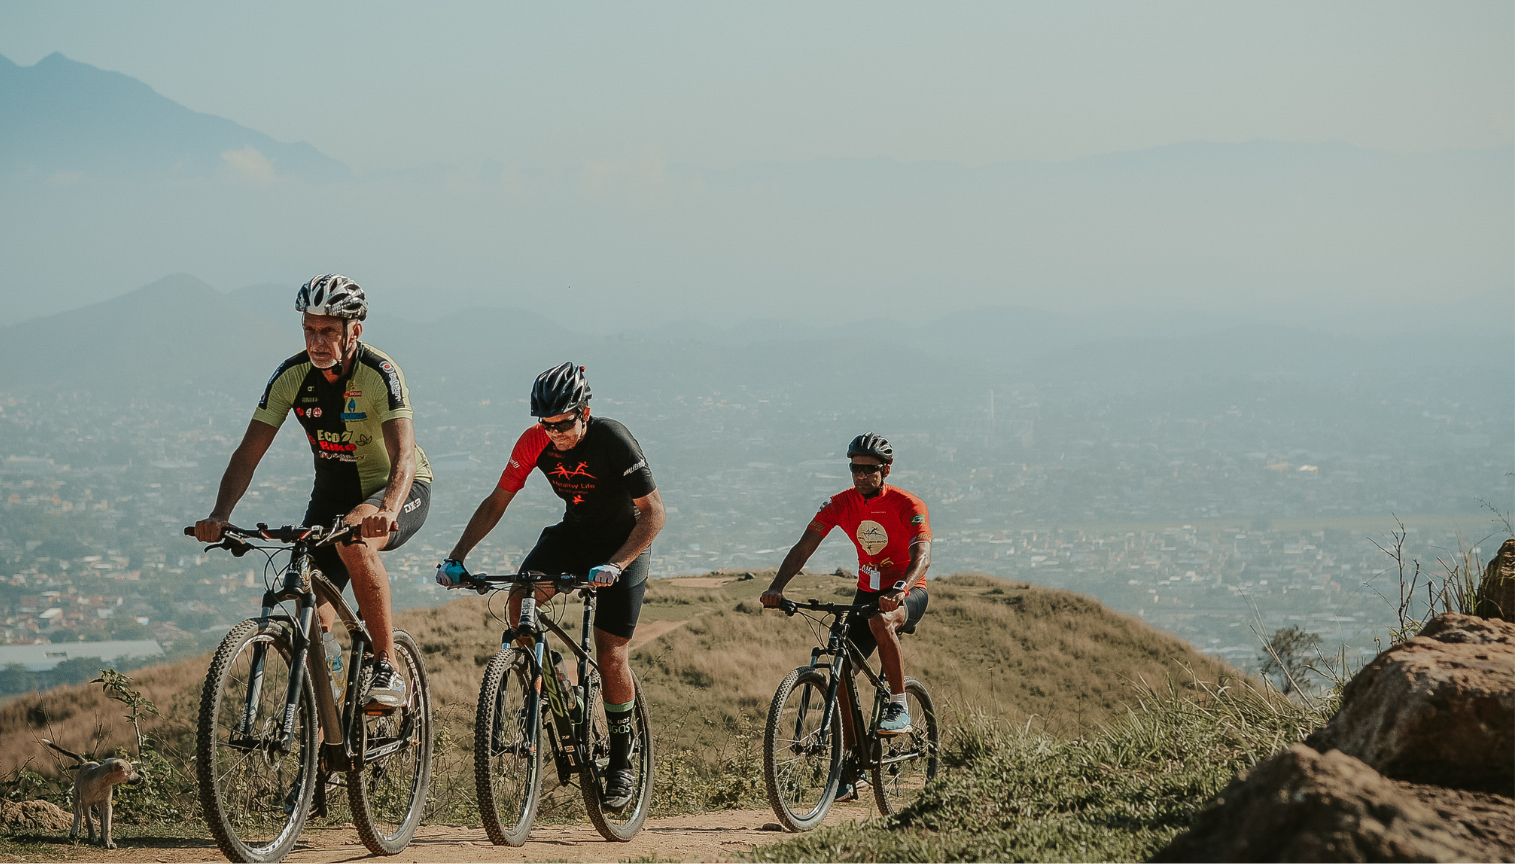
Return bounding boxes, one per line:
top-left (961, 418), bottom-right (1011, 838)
top-left (194, 274), bottom-right (432, 710)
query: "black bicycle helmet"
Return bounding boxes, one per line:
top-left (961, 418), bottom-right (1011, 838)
top-left (295, 274), bottom-right (368, 320)
top-left (847, 433), bottom-right (894, 464)
top-left (530, 362), bottom-right (592, 417)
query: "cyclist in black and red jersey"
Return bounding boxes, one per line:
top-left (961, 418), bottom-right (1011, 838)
top-left (436, 362), bottom-right (664, 812)
top-left (760, 433), bottom-right (931, 800)
top-left (194, 275), bottom-right (432, 710)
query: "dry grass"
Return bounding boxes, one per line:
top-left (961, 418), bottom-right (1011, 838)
top-left (2, 570), bottom-right (1248, 824)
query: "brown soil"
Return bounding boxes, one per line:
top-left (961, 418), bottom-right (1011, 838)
top-left (10, 807), bottom-right (869, 863)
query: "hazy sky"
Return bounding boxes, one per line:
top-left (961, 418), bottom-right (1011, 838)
top-left (0, 2), bottom-right (1517, 330)
top-left (1, 2), bottom-right (1512, 174)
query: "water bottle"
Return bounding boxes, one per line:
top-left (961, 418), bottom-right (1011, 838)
top-left (322, 630), bottom-right (345, 701)
top-left (516, 596), bottom-right (538, 637)
top-left (549, 651), bottom-right (582, 724)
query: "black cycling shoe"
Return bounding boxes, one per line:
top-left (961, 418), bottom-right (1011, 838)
top-left (601, 766), bottom-right (636, 812)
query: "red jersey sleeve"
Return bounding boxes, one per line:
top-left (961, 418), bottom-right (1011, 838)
top-left (807, 492), bottom-right (846, 537)
top-left (497, 426), bottom-right (549, 495)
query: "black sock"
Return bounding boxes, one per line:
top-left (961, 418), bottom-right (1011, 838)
top-left (605, 703), bottom-right (634, 770)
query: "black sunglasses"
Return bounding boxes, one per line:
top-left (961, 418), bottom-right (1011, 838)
top-left (539, 414), bottom-right (582, 433)
top-left (849, 463), bottom-right (885, 475)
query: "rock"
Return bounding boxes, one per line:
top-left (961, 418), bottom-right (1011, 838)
top-left (1151, 745), bottom-right (1512, 862)
top-left (1474, 537), bottom-right (1514, 622)
top-left (0, 798), bottom-right (72, 834)
top-left (1306, 613), bottom-right (1513, 793)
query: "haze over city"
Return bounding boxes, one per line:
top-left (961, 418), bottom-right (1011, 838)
top-left (0, 3), bottom-right (1517, 681)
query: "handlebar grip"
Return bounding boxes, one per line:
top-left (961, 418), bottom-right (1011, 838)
top-left (779, 599), bottom-right (798, 615)
top-left (183, 526), bottom-right (195, 536)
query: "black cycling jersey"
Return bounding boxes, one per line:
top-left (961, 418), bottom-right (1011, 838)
top-left (498, 417), bottom-right (657, 550)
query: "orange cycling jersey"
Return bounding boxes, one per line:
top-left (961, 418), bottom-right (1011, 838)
top-left (808, 484), bottom-right (931, 593)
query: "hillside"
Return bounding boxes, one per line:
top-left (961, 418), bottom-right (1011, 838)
top-left (0, 571), bottom-right (1240, 802)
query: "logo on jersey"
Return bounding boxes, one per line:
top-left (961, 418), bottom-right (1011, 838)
top-left (295, 406), bottom-right (323, 419)
top-left (341, 397), bottom-right (367, 421)
top-left (911, 514), bottom-right (926, 525)
top-left (549, 461), bottom-right (596, 480)
top-left (855, 520), bottom-right (889, 555)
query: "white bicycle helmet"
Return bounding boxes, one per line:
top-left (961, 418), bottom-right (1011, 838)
top-left (296, 274), bottom-right (368, 320)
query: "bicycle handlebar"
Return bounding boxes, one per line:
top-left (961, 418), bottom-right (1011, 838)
top-left (773, 580), bottom-right (906, 617)
top-left (182, 521), bottom-right (363, 556)
top-left (462, 571), bottom-right (598, 595)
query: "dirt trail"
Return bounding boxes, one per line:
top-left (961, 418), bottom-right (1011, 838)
top-left (23, 807), bottom-right (868, 863)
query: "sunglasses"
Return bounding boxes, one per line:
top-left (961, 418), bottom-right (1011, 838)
top-left (849, 463), bottom-right (885, 475)
top-left (539, 414), bottom-right (582, 433)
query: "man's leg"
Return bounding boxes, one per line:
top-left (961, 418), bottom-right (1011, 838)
top-left (592, 572), bottom-right (646, 810)
top-left (870, 606), bottom-right (908, 697)
top-left (870, 605), bottom-right (913, 734)
top-left (336, 501), bottom-right (396, 667)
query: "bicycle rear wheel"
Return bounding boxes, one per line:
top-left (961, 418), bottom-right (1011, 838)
top-left (474, 647), bottom-right (542, 845)
top-left (348, 630), bottom-right (433, 855)
top-left (763, 667), bottom-right (842, 831)
top-left (579, 671), bottom-right (654, 841)
top-left (196, 618), bottom-right (317, 863)
top-left (870, 677), bottom-right (938, 816)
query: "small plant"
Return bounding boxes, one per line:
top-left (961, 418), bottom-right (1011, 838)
top-left (1257, 626), bottom-right (1322, 696)
top-left (91, 669), bottom-right (159, 755)
top-left (1369, 517), bottom-right (1506, 647)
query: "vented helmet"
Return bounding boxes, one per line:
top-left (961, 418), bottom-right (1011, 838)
top-left (530, 362), bottom-right (592, 417)
top-left (847, 433), bottom-right (894, 464)
top-left (296, 274), bottom-right (368, 320)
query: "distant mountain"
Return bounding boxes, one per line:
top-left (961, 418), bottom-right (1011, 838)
top-left (0, 52), bottom-right (349, 181)
top-left (0, 274), bottom-right (293, 394)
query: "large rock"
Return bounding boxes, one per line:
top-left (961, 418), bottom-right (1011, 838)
top-left (1306, 613), bottom-right (1513, 793)
top-left (1474, 537), bottom-right (1514, 621)
top-left (0, 798), bottom-right (72, 834)
top-left (1151, 745), bottom-right (1513, 862)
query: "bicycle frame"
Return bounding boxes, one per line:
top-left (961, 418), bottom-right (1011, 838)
top-left (231, 534), bottom-right (376, 773)
top-left (484, 576), bottom-right (606, 789)
top-left (791, 602), bottom-right (893, 776)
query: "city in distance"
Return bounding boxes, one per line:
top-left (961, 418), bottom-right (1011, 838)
top-left (0, 273), bottom-right (1513, 690)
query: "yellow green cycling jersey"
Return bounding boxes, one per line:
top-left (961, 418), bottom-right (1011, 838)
top-left (252, 342), bottom-right (433, 507)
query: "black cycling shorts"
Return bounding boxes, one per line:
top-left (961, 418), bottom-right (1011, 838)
top-left (521, 523), bottom-right (650, 639)
top-left (304, 478), bottom-right (432, 592)
top-left (848, 586), bottom-right (928, 661)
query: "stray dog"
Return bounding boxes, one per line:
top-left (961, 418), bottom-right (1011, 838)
top-left (43, 739), bottom-right (143, 849)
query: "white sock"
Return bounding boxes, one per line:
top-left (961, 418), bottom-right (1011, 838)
top-left (891, 693), bottom-right (907, 709)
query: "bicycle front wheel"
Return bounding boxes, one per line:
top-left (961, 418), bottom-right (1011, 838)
top-left (580, 670), bottom-right (654, 841)
top-left (347, 629), bottom-right (434, 855)
top-left (474, 647), bottom-right (542, 846)
top-left (196, 618), bottom-right (318, 863)
top-left (763, 667), bottom-right (842, 831)
top-left (870, 677), bottom-right (938, 816)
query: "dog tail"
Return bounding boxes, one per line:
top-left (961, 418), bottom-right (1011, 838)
top-left (41, 738), bottom-right (88, 766)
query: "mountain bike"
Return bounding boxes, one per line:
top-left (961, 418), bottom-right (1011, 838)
top-left (186, 521), bottom-right (433, 863)
top-left (763, 590), bottom-right (939, 831)
top-left (462, 571), bottom-right (654, 845)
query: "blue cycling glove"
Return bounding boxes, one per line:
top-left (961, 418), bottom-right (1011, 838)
top-left (436, 558), bottom-right (468, 588)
